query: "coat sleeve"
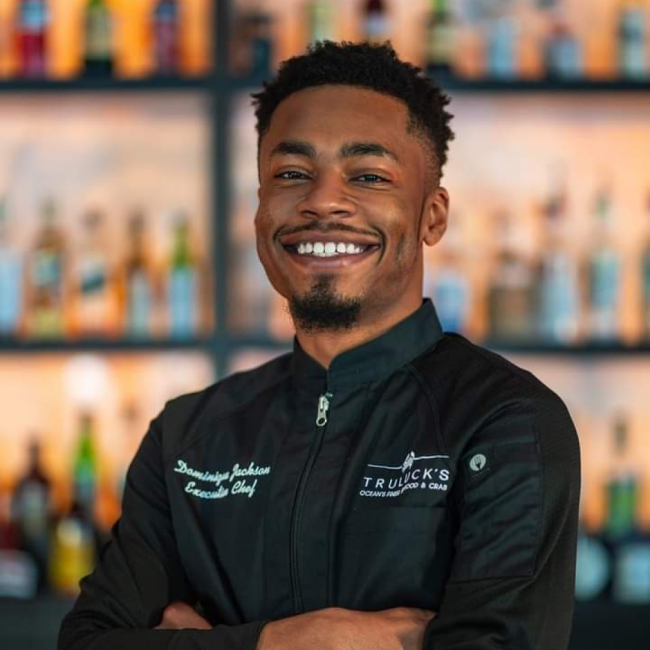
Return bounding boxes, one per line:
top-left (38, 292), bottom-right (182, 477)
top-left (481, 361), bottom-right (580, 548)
top-left (424, 392), bottom-right (581, 650)
top-left (58, 412), bottom-right (269, 650)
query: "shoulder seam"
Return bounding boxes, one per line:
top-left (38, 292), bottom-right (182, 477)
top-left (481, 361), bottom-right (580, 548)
top-left (405, 363), bottom-right (448, 457)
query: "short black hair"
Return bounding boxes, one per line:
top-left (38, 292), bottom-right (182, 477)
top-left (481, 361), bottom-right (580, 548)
top-left (250, 40), bottom-right (455, 182)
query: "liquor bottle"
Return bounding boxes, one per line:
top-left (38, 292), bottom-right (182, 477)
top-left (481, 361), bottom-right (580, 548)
top-left (587, 187), bottom-right (621, 341)
top-left (74, 209), bottom-right (117, 337)
top-left (536, 174), bottom-right (580, 343)
top-left (575, 519), bottom-right (611, 601)
top-left (167, 212), bottom-right (198, 338)
top-left (642, 192), bottom-right (650, 339)
top-left (0, 492), bottom-right (38, 599)
top-left (487, 210), bottom-right (535, 341)
top-left (485, 9), bottom-right (520, 79)
top-left (11, 438), bottom-right (53, 593)
top-left (0, 199), bottom-right (23, 336)
top-left (543, 8), bottom-right (583, 78)
top-left (618, 2), bottom-right (647, 79)
top-left (305, 0), bottom-right (336, 45)
top-left (424, 0), bottom-right (455, 77)
top-left (83, 0), bottom-right (114, 78)
top-left (123, 210), bottom-right (153, 338)
top-left (26, 199), bottom-right (65, 338)
top-left (16, 0), bottom-right (49, 78)
top-left (362, 0), bottom-right (391, 44)
top-left (73, 411), bottom-right (99, 521)
top-left (153, 0), bottom-right (180, 76)
top-left (602, 413), bottom-right (650, 603)
top-left (49, 415), bottom-right (99, 597)
top-left (424, 215), bottom-right (471, 334)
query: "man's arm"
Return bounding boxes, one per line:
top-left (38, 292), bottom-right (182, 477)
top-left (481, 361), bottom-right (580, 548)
top-left (423, 391), bottom-right (581, 650)
top-left (58, 413), bottom-right (269, 650)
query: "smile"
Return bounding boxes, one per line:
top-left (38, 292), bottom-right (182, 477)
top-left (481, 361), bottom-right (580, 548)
top-left (282, 242), bottom-right (381, 269)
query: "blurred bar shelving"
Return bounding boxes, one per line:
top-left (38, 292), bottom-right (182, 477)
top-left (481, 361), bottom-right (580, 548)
top-left (233, 72), bottom-right (650, 94)
top-left (0, 75), bottom-right (212, 93)
top-left (0, 337), bottom-right (213, 353)
top-left (228, 334), bottom-right (650, 357)
top-left (1, 0), bottom-right (649, 649)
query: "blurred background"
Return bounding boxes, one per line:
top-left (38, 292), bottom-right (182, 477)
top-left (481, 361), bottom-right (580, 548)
top-left (0, 0), bottom-right (648, 648)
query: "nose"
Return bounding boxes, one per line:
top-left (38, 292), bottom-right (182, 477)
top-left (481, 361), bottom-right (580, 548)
top-left (296, 171), bottom-right (356, 221)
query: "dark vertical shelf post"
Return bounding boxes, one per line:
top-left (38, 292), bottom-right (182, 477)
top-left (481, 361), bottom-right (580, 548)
top-left (211, 0), bottom-right (232, 380)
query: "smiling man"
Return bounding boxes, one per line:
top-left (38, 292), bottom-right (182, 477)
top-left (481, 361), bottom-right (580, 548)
top-left (59, 42), bottom-right (581, 650)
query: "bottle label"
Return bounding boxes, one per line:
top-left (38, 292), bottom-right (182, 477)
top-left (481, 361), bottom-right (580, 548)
top-left (169, 268), bottom-right (197, 336)
top-left (33, 251), bottom-right (61, 289)
top-left (128, 271), bottom-right (151, 335)
top-left (590, 252), bottom-right (620, 310)
top-left (20, 0), bottom-right (47, 32)
top-left (0, 252), bottom-right (22, 332)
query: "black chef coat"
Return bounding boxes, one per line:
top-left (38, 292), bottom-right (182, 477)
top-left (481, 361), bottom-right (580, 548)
top-left (58, 297), bottom-right (581, 650)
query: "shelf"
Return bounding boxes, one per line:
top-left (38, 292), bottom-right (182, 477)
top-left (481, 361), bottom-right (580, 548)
top-left (570, 601), bottom-right (648, 650)
top-left (0, 595), bottom-right (74, 650)
top-left (0, 75), bottom-right (212, 94)
top-left (228, 71), bottom-right (650, 95)
top-left (435, 75), bottom-right (650, 94)
top-left (0, 337), bottom-right (214, 354)
top-left (227, 334), bottom-right (650, 357)
top-left (484, 340), bottom-right (650, 356)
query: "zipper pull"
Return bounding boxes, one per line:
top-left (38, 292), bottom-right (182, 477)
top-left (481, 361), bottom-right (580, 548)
top-left (316, 392), bottom-right (333, 426)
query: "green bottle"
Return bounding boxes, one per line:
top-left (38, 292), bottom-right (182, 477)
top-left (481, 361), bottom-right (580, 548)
top-left (84, 0), bottom-right (114, 77)
top-left (72, 411), bottom-right (98, 520)
top-left (425, 0), bottom-right (454, 75)
top-left (168, 212), bottom-right (198, 338)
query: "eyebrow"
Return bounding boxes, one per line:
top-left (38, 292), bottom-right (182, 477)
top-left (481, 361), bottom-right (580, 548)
top-left (269, 140), bottom-right (400, 163)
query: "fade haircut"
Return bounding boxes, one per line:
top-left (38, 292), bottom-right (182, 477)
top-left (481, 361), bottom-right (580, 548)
top-left (250, 40), bottom-right (455, 183)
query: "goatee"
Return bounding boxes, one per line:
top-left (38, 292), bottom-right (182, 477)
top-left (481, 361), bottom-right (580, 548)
top-left (288, 275), bottom-right (362, 334)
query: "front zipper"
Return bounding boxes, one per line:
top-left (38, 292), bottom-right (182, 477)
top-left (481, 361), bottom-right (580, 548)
top-left (289, 390), bottom-right (333, 613)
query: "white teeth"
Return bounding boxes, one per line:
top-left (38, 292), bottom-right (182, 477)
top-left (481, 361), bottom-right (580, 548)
top-left (294, 242), bottom-right (370, 257)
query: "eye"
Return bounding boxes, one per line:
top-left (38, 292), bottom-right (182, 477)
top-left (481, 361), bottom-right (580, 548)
top-left (275, 170), bottom-right (310, 180)
top-left (354, 173), bottom-right (389, 184)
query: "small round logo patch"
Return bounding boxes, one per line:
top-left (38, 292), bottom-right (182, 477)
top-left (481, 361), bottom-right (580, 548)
top-left (469, 454), bottom-right (487, 472)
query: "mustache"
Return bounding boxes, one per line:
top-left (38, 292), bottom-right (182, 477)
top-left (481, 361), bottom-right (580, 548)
top-left (278, 223), bottom-right (380, 239)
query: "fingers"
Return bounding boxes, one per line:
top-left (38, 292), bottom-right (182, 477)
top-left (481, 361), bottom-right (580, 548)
top-left (155, 601), bottom-right (212, 630)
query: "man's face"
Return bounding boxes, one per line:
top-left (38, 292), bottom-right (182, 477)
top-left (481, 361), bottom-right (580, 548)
top-left (255, 84), bottom-right (443, 334)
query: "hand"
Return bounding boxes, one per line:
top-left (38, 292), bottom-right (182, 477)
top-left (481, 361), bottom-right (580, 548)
top-left (256, 606), bottom-right (436, 650)
top-left (155, 601), bottom-right (212, 630)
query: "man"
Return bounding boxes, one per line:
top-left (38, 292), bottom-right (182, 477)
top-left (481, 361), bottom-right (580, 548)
top-left (59, 41), bottom-right (581, 650)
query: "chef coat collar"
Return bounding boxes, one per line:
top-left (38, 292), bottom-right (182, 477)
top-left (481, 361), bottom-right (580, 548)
top-left (290, 297), bottom-right (444, 393)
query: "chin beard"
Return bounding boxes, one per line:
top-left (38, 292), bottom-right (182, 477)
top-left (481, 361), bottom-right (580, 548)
top-left (287, 275), bottom-right (362, 334)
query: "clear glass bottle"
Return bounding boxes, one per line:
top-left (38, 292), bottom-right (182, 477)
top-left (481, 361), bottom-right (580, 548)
top-left (536, 173), bottom-right (580, 343)
top-left (587, 187), bottom-right (621, 341)
top-left (0, 199), bottom-right (23, 336)
top-left (487, 210), bottom-right (535, 341)
top-left (27, 199), bottom-right (65, 338)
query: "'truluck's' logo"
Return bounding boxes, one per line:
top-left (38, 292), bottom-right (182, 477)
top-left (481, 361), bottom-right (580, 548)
top-left (359, 451), bottom-right (452, 499)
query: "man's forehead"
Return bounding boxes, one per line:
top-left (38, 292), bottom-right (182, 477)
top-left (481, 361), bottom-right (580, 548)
top-left (261, 85), bottom-right (413, 159)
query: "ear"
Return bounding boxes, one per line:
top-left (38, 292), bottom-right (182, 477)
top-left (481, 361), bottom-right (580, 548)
top-left (420, 186), bottom-right (449, 247)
